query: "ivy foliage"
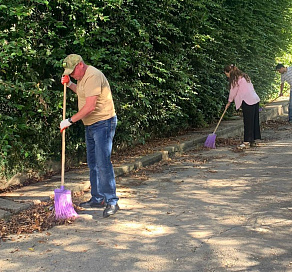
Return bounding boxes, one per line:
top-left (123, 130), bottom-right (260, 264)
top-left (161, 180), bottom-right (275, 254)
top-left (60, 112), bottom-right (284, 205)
top-left (0, 0), bottom-right (291, 178)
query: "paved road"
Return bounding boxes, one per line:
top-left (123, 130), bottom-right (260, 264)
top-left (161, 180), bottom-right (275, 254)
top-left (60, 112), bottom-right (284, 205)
top-left (1, 113), bottom-right (292, 272)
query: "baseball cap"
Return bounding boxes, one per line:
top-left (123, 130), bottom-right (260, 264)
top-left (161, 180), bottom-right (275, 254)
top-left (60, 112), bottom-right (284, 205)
top-left (62, 54), bottom-right (83, 75)
top-left (275, 63), bottom-right (284, 70)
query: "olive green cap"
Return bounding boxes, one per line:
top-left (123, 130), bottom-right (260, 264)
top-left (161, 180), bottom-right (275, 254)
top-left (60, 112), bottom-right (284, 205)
top-left (62, 54), bottom-right (83, 75)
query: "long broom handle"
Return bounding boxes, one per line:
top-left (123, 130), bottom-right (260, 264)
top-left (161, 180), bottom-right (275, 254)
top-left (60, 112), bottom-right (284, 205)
top-left (213, 107), bottom-right (228, 134)
top-left (61, 83), bottom-right (67, 188)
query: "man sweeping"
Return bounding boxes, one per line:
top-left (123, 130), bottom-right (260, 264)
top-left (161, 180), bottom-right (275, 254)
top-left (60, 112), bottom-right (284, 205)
top-left (60, 54), bottom-right (119, 218)
top-left (275, 63), bottom-right (292, 122)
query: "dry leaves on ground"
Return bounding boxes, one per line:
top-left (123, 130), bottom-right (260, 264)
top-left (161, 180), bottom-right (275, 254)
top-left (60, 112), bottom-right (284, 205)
top-left (0, 200), bottom-right (79, 240)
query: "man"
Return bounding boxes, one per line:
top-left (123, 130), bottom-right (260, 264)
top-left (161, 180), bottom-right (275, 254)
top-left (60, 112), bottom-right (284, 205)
top-left (276, 63), bottom-right (292, 122)
top-left (60, 54), bottom-right (119, 218)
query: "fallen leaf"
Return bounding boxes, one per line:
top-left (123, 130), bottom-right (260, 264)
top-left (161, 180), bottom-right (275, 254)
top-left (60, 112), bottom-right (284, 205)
top-left (10, 248), bottom-right (20, 253)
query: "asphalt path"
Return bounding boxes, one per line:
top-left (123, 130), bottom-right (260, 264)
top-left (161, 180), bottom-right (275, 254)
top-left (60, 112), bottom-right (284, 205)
top-left (1, 114), bottom-right (292, 272)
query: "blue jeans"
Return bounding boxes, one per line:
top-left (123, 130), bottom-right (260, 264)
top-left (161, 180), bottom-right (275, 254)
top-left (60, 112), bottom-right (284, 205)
top-left (289, 88), bottom-right (292, 121)
top-left (85, 116), bottom-right (118, 205)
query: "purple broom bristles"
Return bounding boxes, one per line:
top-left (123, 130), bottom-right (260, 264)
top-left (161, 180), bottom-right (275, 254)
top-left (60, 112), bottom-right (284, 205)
top-left (204, 108), bottom-right (227, 149)
top-left (204, 133), bottom-right (217, 149)
top-left (54, 186), bottom-right (78, 220)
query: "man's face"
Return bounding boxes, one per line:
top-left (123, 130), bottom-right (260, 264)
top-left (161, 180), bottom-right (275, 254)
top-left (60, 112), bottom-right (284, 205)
top-left (277, 67), bottom-right (286, 74)
top-left (70, 62), bottom-right (85, 80)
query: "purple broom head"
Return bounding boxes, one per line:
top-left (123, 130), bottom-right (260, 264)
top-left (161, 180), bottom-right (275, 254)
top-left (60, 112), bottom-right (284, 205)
top-left (54, 186), bottom-right (78, 220)
top-left (204, 133), bottom-right (217, 149)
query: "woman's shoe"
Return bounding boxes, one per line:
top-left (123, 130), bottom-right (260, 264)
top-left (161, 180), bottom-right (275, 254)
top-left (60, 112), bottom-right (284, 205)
top-left (250, 142), bottom-right (257, 147)
top-left (237, 142), bottom-right (250, 149)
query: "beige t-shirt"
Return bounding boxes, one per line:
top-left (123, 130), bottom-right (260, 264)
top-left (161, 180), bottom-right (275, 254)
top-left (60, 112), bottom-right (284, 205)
top-left (76, 66), bottom-right (116, 125)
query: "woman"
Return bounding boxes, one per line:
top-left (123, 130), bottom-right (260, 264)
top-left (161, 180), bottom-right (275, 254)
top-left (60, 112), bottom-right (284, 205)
top-left (224, 64), bottom-right (261, 149)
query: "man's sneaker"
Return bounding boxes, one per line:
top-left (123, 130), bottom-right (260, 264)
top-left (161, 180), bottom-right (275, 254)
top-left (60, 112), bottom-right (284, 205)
top-left (79, 199), bottom-right (105, 208)
top-left (103, 204), bottom-right (120, 218)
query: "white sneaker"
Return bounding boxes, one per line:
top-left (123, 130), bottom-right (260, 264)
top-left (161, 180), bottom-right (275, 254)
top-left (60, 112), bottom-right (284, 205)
top-left (237, 142), bottom-right (250, 149)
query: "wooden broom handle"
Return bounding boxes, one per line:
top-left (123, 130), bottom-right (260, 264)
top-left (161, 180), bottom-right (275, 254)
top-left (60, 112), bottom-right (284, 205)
top-left (61, 83), bottom-right (67, 188)
top-left (213, 107), bottom-right (227, 134)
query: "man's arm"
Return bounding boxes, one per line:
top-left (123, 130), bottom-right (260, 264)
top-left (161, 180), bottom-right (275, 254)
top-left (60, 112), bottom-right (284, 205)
top-left (68, 82), bottom-right (77, 94)
top-left (279, 83), bottom-right (284, 96)
top-left (70, 96), bottom-right (97, 123)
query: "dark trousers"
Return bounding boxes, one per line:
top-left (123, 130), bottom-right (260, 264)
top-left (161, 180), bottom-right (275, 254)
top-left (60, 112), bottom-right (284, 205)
top-left (242, 101), bottom-right (261, 143)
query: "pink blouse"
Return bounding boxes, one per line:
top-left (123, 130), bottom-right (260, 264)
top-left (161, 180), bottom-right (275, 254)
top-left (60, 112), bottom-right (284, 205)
top-left (228, 77), bottom-right (260, 110)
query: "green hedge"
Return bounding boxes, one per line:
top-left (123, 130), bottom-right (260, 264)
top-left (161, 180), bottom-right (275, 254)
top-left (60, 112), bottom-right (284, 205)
top-left (0, 0), bottom-right (291, 178)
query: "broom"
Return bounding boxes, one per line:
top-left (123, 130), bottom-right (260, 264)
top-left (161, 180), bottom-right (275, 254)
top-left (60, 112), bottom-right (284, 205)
top-left (204, 107), bottom-right (228, 149)
top-left (54, 82), bottom-right (78, 220)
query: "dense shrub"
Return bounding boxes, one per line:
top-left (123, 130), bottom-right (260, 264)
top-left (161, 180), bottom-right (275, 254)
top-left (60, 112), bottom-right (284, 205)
top-left (0, 0), bottom-right (291, 178)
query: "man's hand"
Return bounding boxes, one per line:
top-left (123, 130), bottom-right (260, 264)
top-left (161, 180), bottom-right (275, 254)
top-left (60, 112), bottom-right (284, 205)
top-left (61, 75), bottom-right (72, 87)
top-left (60, 119), bottom-right (72, 133)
